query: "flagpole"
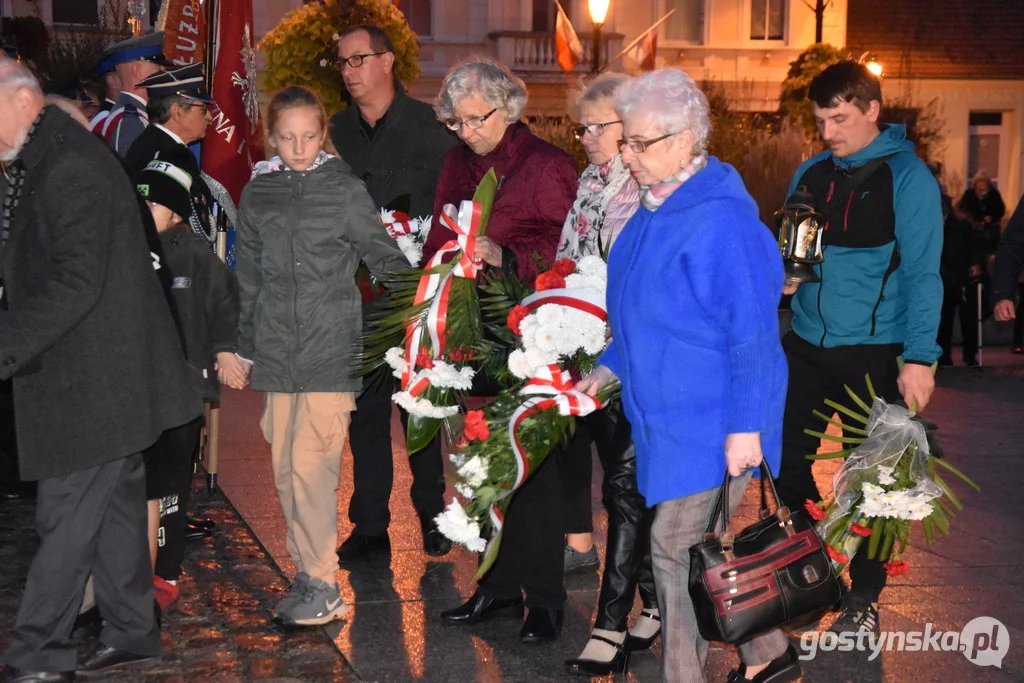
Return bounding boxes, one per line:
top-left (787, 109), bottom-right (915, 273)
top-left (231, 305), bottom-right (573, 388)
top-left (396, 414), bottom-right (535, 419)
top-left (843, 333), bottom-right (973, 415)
top-left (204, 0), bottom-right (216, 93)
top-left (603, 9), bottom-right (674, 69)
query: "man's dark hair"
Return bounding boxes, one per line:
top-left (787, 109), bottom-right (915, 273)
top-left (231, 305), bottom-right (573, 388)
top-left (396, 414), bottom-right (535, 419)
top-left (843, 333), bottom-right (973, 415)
top-left (337, 25), bottom-right (395, 54)
top-left (147, 94), bottom-right (195, 124)
top-left (808, 60), bottom-right (882, 113)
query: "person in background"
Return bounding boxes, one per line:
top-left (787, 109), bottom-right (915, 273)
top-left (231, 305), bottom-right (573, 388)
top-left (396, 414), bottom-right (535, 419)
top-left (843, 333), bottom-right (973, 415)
top-left (937, 193), bottom-right (980, 366)
top-left (87, 56), bottom-right (121, 134)
top-left (959, 170), bottom-right (1006, 227)
top-left (99, 32), bottom-right (169, 156)
top-left (329, 24), bottom-right (458, 562)
top-left (234, 85), bottom-right (408, 627)
top-left (577, 67), bottom-right (795, 683)
top-left (554, 73), bottom-right (662, 676)
top-left (429, 57), bottom-right (578, 644)
top-left (991, 198), bottom-right (1024, 332)
top-left (0, 56), bottom-right (201, 681)
top-left (135, 159), bottom-right (243, 609)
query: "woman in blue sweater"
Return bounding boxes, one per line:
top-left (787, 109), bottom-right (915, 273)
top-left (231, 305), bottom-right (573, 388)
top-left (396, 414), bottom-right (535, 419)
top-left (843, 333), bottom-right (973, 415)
top-left (578, 69), bottom-right (796, 683)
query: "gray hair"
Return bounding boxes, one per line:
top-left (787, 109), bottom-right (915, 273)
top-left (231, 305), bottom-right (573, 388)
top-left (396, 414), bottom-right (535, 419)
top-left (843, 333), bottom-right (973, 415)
top-left (570, 72), bottom-right (631, 120)
top-left (434, 57), bottom-right (528, 122)
top-left (616, 68), bottom-right (711, 156)
top-left (0, 57), bottom-right (43, 97)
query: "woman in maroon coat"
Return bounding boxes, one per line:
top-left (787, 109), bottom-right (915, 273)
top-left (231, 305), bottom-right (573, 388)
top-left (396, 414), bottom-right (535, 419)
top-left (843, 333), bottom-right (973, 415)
top-left (431, 58), bottom-right (579, 644)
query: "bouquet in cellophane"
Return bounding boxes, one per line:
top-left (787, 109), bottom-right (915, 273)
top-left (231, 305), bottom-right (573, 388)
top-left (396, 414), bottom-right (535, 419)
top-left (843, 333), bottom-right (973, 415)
top-left (803, 378), bottom-right (979, 577)
top-left (435, 256), bottom-right (618, 579)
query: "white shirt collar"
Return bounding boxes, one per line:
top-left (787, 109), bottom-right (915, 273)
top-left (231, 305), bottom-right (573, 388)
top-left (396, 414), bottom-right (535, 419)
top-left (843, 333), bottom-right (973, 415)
top-left (153, 123), bottom-right (186, 147)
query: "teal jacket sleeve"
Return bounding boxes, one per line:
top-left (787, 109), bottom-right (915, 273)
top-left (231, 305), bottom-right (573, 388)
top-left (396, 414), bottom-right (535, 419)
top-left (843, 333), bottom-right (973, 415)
top-left (892, 158), bottom-right (944, 364)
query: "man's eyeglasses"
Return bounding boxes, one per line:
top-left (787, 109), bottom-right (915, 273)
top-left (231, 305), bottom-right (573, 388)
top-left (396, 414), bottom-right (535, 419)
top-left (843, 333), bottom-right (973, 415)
top-left (334, 51), bottom-right (386, 69)
top-left (185, 103), bottom-right (209, 114)
top-left (573, 120), bottom-right (622, 140)
top-left (444, 108), bottom-right (498, 132)
top-left (618, 132), bottom-right (677, 154)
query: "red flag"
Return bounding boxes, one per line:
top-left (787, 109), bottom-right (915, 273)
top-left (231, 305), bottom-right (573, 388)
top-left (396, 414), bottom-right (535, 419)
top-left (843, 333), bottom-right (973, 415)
top-left (202, 0), bottom-right (264, 206)
top-left (634, 30), bottom-right (657, 71)
top-left (554, 8), bottom-right (583, 73)
top-left (159, 0), bottom-right (206, 65)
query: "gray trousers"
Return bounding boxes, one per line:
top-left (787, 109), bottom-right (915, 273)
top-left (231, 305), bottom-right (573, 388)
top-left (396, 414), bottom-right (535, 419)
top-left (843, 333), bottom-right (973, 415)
top-left (651, 471), bottom-right (789, 683)
top-left (3, 454), bottom-right (159, 672)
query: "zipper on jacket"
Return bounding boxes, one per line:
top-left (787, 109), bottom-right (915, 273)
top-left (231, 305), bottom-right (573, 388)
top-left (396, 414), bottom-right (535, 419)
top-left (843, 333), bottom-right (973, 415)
top-left (291, 175), bottom-right (303, 389)
top-left (869, 243), bottom-right (900, 336)
top-left (817, 257), bottom-right (828, 347)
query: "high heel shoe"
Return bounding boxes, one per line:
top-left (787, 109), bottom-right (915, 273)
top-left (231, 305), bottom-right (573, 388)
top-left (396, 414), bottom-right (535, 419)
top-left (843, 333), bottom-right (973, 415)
top-left (565, 634), bottom-right (630, 676)
top-left (625, 610), bottom-right (661, 651)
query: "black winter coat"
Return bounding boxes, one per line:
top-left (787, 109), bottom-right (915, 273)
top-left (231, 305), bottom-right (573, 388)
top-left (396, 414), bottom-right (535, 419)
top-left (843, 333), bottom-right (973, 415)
top-left (158, 224), bottom-right (240, 401)
top-left (0, 106), bottom-right (202, 480)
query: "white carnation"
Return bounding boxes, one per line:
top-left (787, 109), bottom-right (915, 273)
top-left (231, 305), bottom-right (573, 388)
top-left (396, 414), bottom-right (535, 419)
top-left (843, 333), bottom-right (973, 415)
top-left (508, 349), bottom-right (534, 379)
top-left (423, 360), bottom-right (475, 390)
top-left (385, 347), bottom-right (406, 378)
top-left (535, 305), bottom-right (563, 327)
top-left (455, 483), bottom-right (476, 499)
top-left (393, 391), bottom-right (460, 418)
top-left (576, 255), bottom-right (607, 278)
top-left (876, 466), bottom-right (896, 486)
top-left (434, 501), bottom-right (486, 552)
top-left (458, 455), bottom-right (489, 487)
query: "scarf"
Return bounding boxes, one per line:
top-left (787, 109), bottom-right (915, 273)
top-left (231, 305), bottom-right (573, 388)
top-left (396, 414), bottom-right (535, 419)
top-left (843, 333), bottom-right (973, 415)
top-left (556, 155), bottom-right (632, 260)
top-left (639, 154), bottom-right (708, 211)
top-left (251, 149), bottom-right (333, 178)
top-left (1, 110), bottom-right (45, 251)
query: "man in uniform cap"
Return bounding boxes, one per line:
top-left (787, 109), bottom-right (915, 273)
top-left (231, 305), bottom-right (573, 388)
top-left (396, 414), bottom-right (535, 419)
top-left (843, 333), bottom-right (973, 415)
top-left (100, 32), bottom-right (170, 156)
top-left (87, 56), bottom-right (122, 135)
top-left (126, 63), bottom-right (217, 245)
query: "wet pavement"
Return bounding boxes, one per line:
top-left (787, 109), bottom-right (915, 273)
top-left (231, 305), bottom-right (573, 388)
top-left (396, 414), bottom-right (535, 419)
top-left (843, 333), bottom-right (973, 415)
top-left (2, 349), bottom-right (1023, 681)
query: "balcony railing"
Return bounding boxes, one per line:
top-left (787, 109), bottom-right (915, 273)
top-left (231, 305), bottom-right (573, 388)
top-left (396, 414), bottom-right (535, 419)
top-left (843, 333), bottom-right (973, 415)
top-left (489, 31), bottom-right (625, 74)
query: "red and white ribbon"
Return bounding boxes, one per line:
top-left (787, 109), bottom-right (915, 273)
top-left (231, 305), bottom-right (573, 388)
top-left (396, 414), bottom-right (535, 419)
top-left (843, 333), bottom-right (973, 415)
top-left (401, 200), bottom-right (484, 391)
top-left (520, 288), bottom-right (607, 321)
top-left (384, 210), bottom-right (415, 239)
top-left (486, 364), bottom-right (602, 538)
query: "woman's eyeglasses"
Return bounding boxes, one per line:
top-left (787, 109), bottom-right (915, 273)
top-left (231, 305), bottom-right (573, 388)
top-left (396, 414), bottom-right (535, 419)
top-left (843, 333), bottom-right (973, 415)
top-left (618, 132), bottom-right (677, 154)
top-left (444, 108), bottom-right (498, 132)
top-left (573, 120), bottom-right (622, 140)
top-left (334, 52), bottom-right (386, 69)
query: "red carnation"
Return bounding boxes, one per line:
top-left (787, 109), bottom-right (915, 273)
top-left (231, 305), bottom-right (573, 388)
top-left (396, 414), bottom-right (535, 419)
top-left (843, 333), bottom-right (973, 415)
top-left (463, 410), bottom-right (491, 442)
top-left (849, 522), bottom-right (873, 538)
top-left (449, 347), bottom-right (475, 362)
top-left (535, 271), bottom-right (566, 291)
top-left (416, 347), bottom-right (435, 369)
top-left (883, 560), bottom-right (910, 576)
top-left (551, 259), bottom-right (578, 277)
top-left (507, 305), bottom-right (530, 335)
top-left (804, 499), bottom-right (827, 521)
top-left (826, 546), bottom-right (849, 565)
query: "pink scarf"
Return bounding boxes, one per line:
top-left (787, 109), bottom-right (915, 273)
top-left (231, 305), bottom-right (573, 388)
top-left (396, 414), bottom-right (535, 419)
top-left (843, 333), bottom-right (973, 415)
top-left (640, 154), bottom-right (707, 211)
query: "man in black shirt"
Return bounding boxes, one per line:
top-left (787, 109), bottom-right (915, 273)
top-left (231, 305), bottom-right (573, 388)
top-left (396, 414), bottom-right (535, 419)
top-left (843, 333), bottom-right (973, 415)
top-left (330, 25), bottom-right (458, 561)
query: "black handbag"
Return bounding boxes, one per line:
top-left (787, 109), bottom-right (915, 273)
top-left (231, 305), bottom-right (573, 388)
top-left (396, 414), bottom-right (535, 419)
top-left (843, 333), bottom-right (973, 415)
top-left (688, 464), bottom-right (841, 644)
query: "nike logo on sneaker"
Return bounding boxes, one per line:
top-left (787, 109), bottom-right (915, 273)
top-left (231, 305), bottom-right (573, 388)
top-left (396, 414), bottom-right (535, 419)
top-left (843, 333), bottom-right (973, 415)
top-left (326, 596), bottom-right (343, 611)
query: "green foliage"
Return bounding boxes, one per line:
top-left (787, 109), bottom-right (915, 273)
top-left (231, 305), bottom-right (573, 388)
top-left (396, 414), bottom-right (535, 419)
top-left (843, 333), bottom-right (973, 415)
top-left (526, 115), bottom-right (588, 173)
top-left (778, 43), bottom-right (845, 138)
top-left (259, 0), bottom-right (421, 116)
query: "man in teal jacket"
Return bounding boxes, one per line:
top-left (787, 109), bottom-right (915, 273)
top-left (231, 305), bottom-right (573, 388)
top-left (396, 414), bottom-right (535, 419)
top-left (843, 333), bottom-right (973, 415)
top-left (774, 61), bottom-right (943, 637)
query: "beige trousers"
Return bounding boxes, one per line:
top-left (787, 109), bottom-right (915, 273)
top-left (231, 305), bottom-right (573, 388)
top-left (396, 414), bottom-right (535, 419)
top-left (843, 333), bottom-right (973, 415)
top-left (261, 392), bottom-right (355, 584)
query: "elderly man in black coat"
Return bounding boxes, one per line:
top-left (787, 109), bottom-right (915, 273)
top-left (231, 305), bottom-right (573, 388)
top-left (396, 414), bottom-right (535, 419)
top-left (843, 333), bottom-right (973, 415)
top-left (0, 58), bottom-right (202, 682)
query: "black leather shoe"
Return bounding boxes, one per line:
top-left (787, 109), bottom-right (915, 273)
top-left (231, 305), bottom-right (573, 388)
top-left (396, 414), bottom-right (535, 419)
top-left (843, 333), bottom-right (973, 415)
top-left (76, 643), bottom-right (153, 674)
top-left (183, 520), bottom-right (212, 542)
top-left (624, 610), bottom-right (661, 651)
top-left (336, 532), bottom-right (390, 563)
top-left (421, 521), bottom-right (453, 557)
top-left (0, 666), bottom-right (74, 682)
top-left (519, 607), bottom-right (564, 643)
top-left (0, 481), bottom-right (35, 501)
top-left (726, 644), bottom-right (801, 683)
top-left (565, 634), bottom-right (629, 675)
top-left (186, 515), bottom-right (215, 530)
top-left (440, 593), bottom-right (524, 624)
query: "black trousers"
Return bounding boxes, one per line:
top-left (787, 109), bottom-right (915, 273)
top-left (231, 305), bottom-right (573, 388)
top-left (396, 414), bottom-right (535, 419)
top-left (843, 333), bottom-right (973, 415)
top-left (557, 418), bottom-right (594, 535)
top-left (478, 442), bottom-right (567, 609)
top-left (774, 332), bottom-right (902, 604)
top-left (589, 405), bottom-right (658, 631)
top-left (938, 281), bottom-right (981, 363)
top-left (3, 454), bottom-right (159, 672)
top-left (148, 418), bottom-right (202, 581)
top-left (347, 368), bottom-right (446, 536)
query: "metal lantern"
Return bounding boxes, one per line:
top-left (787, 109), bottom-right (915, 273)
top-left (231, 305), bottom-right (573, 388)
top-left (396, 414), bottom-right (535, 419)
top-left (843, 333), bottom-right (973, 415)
top-left (774, 186), bottom-right (825, 284)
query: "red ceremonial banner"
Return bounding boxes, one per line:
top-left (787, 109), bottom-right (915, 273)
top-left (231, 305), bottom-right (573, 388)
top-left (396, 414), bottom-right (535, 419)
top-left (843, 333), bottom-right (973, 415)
top-left (201, 0), bottom-right (265, 206)
top-left (159, 0), bottom-right (206, 65)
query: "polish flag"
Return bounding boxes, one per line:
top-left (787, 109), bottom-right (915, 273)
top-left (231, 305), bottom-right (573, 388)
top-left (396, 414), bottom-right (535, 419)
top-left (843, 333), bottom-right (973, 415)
top-left (554, 7), bottom-right (583, 72)
top-left (634, 30), bottom-right (657, 71)
top-left (158, 0), bottom-right (206, 65)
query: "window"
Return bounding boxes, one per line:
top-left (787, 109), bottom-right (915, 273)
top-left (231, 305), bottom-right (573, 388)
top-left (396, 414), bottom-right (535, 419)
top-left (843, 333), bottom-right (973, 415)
top-left (53, 0), bottom-right (99, 24)
top-left (664, 0), bottom-right (703, 43)
top-left (750, 0), bottom-right (785, 40)
top-left (534, 0), bottom-right (573, 32)
top-left (395, 0), bottom-right (432, 37)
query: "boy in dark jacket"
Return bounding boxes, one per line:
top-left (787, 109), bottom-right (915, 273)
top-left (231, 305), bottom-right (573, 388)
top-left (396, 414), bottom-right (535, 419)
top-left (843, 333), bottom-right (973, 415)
top-left (136, 158), bottom-right (244, 606)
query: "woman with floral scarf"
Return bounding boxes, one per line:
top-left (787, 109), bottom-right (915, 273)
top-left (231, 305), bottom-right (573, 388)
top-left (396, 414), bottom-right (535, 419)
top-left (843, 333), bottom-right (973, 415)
top-left (558, 74), bottom-right (661, 677)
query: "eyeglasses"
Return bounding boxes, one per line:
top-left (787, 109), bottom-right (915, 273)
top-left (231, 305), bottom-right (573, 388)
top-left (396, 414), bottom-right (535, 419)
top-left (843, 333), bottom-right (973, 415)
top-left (334, 51), bottom-right (386, 69)
top-left (185, 103), bottom-right (209, 115)
top-left (618, 132), bottom-right (678, 154)
top-left (444, 108), bottom-right (498, 132)
top-left (573, 120), bottom-right (622, 140)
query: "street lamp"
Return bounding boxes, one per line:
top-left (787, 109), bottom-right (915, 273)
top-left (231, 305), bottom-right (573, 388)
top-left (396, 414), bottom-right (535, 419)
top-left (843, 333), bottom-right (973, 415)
top-left (588, 0), bottom-right (610, 74)
top-left (858, 51), bottom-right (883, 78)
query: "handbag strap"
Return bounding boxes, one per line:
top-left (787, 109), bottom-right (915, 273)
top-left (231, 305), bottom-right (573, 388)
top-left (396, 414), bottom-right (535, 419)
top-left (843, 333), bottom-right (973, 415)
top-left (704, 463), bottom-right (794, 539)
